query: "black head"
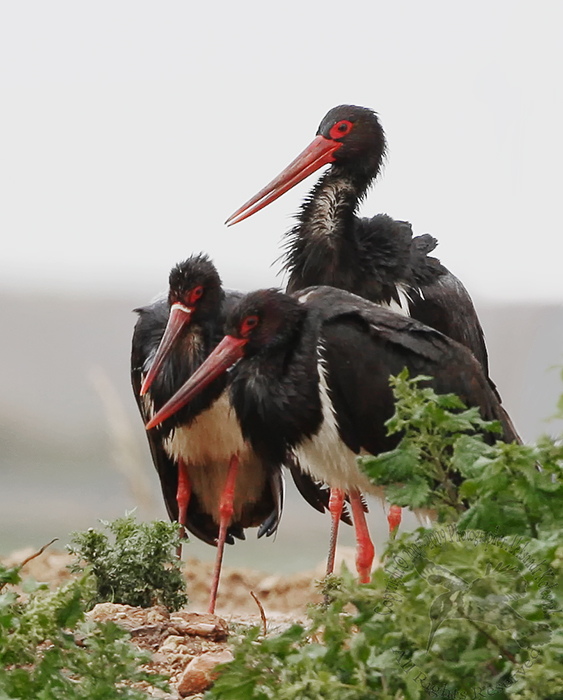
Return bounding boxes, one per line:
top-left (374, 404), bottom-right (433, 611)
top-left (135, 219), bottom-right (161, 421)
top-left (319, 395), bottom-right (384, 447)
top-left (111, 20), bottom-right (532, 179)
top-left (168, 253), bottom-right (224, 321)
top-left (226, 289), bottom-right (307, 357)
top-left (138, 253), bottom-right (225, 398)
top-left (225, 104), bottom-right (387, 227)
top-left (316, 104), bottom-right (386, 175)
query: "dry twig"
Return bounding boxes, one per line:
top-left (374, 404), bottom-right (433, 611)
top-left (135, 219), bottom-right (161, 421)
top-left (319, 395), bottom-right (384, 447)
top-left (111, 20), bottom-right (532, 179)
top-left (250, 590), bottom-right (267, 636)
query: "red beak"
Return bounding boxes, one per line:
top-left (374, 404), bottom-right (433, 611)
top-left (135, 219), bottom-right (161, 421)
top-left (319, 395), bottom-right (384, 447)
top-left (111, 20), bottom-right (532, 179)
top-left (140, 303), bottom-right (193, 396)
top-left (225, 135), bottom-right (342, 226)
top-left (145, 334), bottom-right (248, 430)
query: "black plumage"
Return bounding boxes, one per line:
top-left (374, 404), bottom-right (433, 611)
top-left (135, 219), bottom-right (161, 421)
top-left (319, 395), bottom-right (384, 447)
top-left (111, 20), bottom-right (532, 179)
top-left (225, 105), bottom-right (522, 572)
top-left (132, 256), bottom-right (351, 602)
top-left (229, 288), bottom-right (517, 467)
top-left (227, 104), bottom-right (490, 376)
top-left (131, 255), bottom-right (283, 549)
top-left (146, 286), bottom-right (520, 580)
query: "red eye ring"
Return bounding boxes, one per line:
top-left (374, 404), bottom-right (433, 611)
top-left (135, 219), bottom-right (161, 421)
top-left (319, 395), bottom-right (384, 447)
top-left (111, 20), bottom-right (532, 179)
top-left (329, 119), bottom-right (353, 140)
top-left (241, 315), bottom-right (259, 337)
top-left (189, 285), bottom-right (204, 304)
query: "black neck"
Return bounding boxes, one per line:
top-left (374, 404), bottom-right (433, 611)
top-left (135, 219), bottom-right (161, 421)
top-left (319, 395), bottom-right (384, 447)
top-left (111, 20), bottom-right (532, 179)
top-left (229, 318), bottom-right (323, 466)
top-left (283, 165), bottom-right (374, 293)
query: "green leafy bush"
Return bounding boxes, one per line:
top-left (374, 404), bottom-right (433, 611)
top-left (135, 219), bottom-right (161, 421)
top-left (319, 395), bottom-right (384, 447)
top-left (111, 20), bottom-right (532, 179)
top-left (360, 369), bottom-right (563, 537)
top-left (206, 371), bottom-right (563, 700)
top-left (0, 557), bottom-right (168, 699)
top-left (68, 513), bottom-right (188, 611)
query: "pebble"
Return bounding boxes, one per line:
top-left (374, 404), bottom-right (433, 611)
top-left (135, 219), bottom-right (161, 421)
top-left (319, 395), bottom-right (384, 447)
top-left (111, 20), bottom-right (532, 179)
top-left (177, 649), bottom-right (234, 696)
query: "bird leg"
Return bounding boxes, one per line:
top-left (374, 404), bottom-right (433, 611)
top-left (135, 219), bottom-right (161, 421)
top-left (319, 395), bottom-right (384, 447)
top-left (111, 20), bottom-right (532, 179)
top-left (208, 454), bottom-right (239, 614)
top-left (349, 489), bottom-right (374, 584)
top-left (325, 488), bottom-right (345, 577)
top-left (176, 457), bottom-right (191, 559)
top-left (387, 505), bottom-right (402, 537)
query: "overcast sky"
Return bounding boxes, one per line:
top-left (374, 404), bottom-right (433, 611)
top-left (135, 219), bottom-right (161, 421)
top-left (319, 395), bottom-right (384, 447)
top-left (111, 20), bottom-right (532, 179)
top-left (1, 1), bottom-right (562, 303)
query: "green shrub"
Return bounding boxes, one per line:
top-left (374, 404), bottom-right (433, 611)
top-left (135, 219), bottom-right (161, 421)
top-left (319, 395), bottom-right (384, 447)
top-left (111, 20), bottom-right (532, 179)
top-left (360, 369), bottom-right (563, 537)
top-left (0, 557), bottom-right (168, 699)
top-left (67, 513), bottom-right (188, 611)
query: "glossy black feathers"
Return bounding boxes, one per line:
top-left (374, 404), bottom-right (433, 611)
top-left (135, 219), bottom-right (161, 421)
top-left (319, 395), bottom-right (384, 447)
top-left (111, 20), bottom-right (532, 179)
top-left (131, 255), bottom-right (283, 546)
top-left (225, 287), bottom-right (519, 472)
top-left (282, 105), bottom-right (491, 377)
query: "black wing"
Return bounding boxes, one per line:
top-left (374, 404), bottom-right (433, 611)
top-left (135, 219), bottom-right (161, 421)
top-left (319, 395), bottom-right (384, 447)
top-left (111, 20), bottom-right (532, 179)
top-left (408, 239), bottom-right (490, 379)
top-left (301, 286), bottom-right (520, 454)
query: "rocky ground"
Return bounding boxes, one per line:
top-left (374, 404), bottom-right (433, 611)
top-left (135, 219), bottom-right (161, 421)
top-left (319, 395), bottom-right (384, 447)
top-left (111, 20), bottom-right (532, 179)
top-left (2, 546), bottom-right (362, 698)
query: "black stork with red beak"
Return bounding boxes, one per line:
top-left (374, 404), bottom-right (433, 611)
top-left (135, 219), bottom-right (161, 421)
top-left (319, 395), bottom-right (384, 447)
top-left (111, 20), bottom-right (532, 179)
top-left (131, 254), bottom-right (284, 613)
top-left (226, 104), bottom-right (489, 375)
top-left (146, 287), bottom-right (520, 583)
top-left (225, 104), bottom-right (516, 557)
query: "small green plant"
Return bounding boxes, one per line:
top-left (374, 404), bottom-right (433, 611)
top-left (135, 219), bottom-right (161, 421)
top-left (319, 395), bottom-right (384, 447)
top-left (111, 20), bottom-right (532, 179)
top-left (0, 551), bottom-right (168, 699)
top-left (68, 513), bottom-right (188, 611)
top-left (206, 372), bottom-right (563, 700)
top-left (360, 369), bottom-right (563, 536)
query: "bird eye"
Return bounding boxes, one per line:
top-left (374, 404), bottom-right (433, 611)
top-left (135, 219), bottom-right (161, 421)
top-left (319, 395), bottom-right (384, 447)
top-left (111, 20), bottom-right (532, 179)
top-left (189, 286), bottom-right (204, 304)
top-left (329, 120), bottom-right (353, 140)
top-left (241, 315), bottom-right (259, 336)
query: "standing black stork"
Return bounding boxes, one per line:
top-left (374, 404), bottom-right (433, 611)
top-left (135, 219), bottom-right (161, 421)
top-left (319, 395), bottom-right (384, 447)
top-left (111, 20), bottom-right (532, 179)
top-left (146, 287), bottom-right (520, 583)
top-left (225, 104), bottom-right (514, 555)
top-left (131, 254), bottom-right (284, 613)
top-left (225, 104), bottom-right (490, 375)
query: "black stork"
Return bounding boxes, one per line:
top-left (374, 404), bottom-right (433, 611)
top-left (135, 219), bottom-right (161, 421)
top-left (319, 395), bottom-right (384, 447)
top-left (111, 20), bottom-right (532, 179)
top-left (146, 287), bottom-right (520, 583)
top-left (225, 104), bottom-right (490, 375)
top-left (225, 104), bottom-right (516, 553)
top-left (130, 254), bottom-right (284, 613)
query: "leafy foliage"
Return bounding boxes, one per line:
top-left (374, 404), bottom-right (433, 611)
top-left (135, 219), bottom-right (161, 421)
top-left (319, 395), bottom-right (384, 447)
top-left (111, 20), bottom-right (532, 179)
top-left (209, 558), bottom-right (563, 700)
top-left (0, 557), bottom-right (168, 699)
top-left (360, 369), bottom-right (563, 537)
top-left (206, 372), bottom-right (563, 700)
top-left (68, 513), bottom-right (188, 611)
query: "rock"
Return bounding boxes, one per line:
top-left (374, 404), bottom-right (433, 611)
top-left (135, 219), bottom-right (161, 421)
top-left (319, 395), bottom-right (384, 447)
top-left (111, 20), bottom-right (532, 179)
top-left (158, 635), bottom-right (188, 653)
top-left (169, 612), bottom-right (228, 641)
top-left (86, 603), bottom-right (169, 630)
top-left (177, 649), bottom-right (233, 696)
top-left (130, 624), bottom-right (162, 637)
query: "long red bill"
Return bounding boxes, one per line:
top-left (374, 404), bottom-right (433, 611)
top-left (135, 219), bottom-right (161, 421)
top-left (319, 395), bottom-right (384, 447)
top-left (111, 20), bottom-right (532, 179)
top-left (145, 334), bottom-right (248, 430)
top-left (140, 304), bottom-right (193, 396)
top-left (225, 135), bottom-right (342, 226)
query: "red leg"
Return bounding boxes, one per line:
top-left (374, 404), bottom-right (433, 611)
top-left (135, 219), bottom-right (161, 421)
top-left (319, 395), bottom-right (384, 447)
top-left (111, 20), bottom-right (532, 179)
top-left (349, 490), bottom-right (375, 584)
top-left (387, 505), bottom-right (402, 536)
top-left (326, 488), bottom-right (345, 577)
top-left (176, 458), bottom-right (191, 559)
top-left (208, 454), bottom-right (239, 614)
